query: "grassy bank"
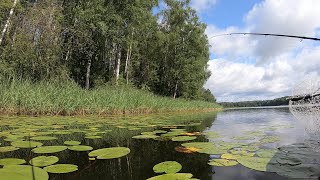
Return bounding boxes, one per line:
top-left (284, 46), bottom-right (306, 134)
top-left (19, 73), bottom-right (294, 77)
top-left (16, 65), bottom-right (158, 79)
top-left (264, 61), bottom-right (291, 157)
top-left (0, 80), bottom-right (221, 116)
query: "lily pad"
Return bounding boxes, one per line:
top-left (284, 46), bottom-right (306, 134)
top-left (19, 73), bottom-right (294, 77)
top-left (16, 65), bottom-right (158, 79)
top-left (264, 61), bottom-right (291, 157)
top-left (68, 145), bottom-right (93, 151)
top-left (232, 136), bottom-right (255, 141)
top-left (141, 131), bottom-right (157, 135)
top-left (0, 146), bottom-right (19, 153)
top-left (204, 131), bottom-right (221, 138)
top-left (153, 161), bottom-right (182, 174)
top-left (259, 136), bottom-right (281, 144)
top-left (32, 146), bottom-right (68, 154)
top-left (208, 159), bottom-right (238, 166)
top-left (171, 136), bottom-right (196, 142)
top-left (175, 146), bottom-right (200, 154)
top-left (29, 156), bottom-right (59, 167)
top-left (132, 135), bottom-right (159, 139)
top-left (221, 153), bottom-right (238, 160)
top-left (89, 147), bottom-right (130, 159)
top-left (147, 173), bottom-right (193, 180)
top-left (0, 158), bottom-right (26, 165)
top-left (64, 141), bottom-right (81, 146)
top-left (11, 141), bottom-right (43, 148)
top-left (85, 136), bottom-right (102, 139)
top-left (237, 156), bottom-right (271, 171)
top-left (0, 165), bottom-right (49, 180)
top-left (44, 164), bottom-right (78, 174)
top-left (256, 149), bottom-right (278, 158)
top-left (230, 150), bottom-right (255, 157)
top-left (31, 136), bottom-right (57, 141)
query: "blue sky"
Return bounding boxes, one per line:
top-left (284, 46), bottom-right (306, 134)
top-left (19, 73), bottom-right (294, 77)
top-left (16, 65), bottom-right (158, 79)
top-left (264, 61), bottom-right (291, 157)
top-left (189, 0), bottom-right (320, 102)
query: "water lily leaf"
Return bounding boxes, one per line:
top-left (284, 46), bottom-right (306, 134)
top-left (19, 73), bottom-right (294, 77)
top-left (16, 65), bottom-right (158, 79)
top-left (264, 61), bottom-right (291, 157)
top-left (89, 147), bottom-right (130, 159)
top-left (259, 136), bottom-right (280, 144)
top-left (29, 156), bottom-right (59, 167)
top-left (32, 146), bottom-right (68, 154)
top-left (153, 161), bottom-right (182, 174)
top-left (147, 173), bottom-right (193, 180)
top-left (132, 135), bottom-right (159, 139)
top-left (31, 136), bottom-right (57, 141)
top-left (0, 165), bottom-right (49, 180)
top-left (183, 132), bottom-right (201, 136)
top-left (153, 130), bottom-right (167, 134)
top-left (237, 156), bottom-right (271, 171)
top-left (171, 136), bottom-right (196, 142)
top-left (256, 149), bottom-right (278, 158)
top-left (230, 150), bottom-right (255, 157)
top-left (208, 159), bottom-right (238, 166)
top-left (232, 136), bottom-right (255, 141)
top-left (221, 154), bottom-right (238, 160)
top-left (141, 131), bottom-right (157, 135)
top-left (44, 164), bottom-right (78, 174)
top-left (204, 131), bottom-right (221, 138)
top-left (11, 141), bottom-right (43, 148)
top-left (68, 145), bottom-right (93, 151)
top-left (64, 141), bottom-right (81, 146)
top-left (128, 128), bottom-right (142, 131)
top-left (0, 158), bottom-right (26, 165)
top-left (241, 144), bottom-right (260, 152)
top-left (0, 146), bottom-right (19, 153)
top-left (175, 146), bottom-right (200, 154)
top-left (85, 136), bottom-right (102, 139)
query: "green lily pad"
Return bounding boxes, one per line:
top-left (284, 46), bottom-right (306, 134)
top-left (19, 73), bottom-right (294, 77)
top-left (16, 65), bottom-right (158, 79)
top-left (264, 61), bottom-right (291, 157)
top-left (171, 136), bottom-right (196, 142)
top-left (153, 161), bottom-right (182, 174)
top-left (89, 147), bottom-right (130, 159)
top-left (256, 149), bottom-right (278, 158)
top-left (153, 130), bottom-right (167, 134)
top-left (44, 164), bottom-right (78, 174)
top-left (245, 131), bottom-right (265, 136)
top-left (141, 131), bottom-right (157, 135)
top-left (68, 145), bottom-right (93, 151)
top-left (32, 146), bottom-right (68, 154)
top-left (64, 141), bottom-right (81, 146)
top-left (204, 131), bottom-right (221, 138)
top-left (29, 156), bottom-right (59, 167)
top-left (0, 158), bottom-right (26, 165)
top-left (232, 136), bottom-right (255, 140)
top-left (208, 159), bottom-right (238, 166)
top-left (31, 136), bottom-right (57, 141)
top-left (0, 146), bottom-right (19, 153)
top-left (132, 135), bottom-right (159, 139)
top-left (237, 156), bottom-right (271, 171)
top-left (85, 136), bottom-right (102, 139)
top-left (147, 173), bottom-right (194, 180)
top-left (11, 141), bottom-right (43, 148)
top-left (182, 142), bottom-right (226, 154)
top-left (259, 136), bottom-right (280, 144)
top-left (230, 150), bottom-right (255, 157)
top-left (0, 165), bottom-right (49, 180)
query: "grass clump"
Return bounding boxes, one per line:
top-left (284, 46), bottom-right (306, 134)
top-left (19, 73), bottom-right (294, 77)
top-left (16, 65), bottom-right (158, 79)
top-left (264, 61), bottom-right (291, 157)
top-left (0, 80), bottom-right (221, 116)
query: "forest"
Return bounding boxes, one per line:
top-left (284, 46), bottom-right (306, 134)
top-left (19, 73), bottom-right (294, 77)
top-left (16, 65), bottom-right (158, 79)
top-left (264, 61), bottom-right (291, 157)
top-left (0, 0), bottom-right (216, 102)
top-left (220, 96), bottom-right (290, 108)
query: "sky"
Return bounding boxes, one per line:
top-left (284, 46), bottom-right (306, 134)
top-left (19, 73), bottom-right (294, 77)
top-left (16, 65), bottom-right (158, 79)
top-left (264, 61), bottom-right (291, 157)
top-left (188, 0), bottom-right (320, 102)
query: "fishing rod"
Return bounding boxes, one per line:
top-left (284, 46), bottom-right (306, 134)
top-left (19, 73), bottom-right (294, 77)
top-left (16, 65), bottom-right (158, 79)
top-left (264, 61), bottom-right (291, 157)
top-left (209, 32), bottom-right (320, 41)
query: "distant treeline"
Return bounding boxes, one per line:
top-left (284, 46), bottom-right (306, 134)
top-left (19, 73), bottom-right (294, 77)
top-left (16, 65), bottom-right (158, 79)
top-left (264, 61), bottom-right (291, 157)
top-left (219, 97), bottom-right (290, 108)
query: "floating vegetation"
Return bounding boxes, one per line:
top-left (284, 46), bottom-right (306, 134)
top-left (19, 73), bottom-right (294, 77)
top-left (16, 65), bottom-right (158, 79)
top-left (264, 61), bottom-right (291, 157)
top-left (237, 156), bottom-right (271, 172)
top-left (221, 154), bottom-right (238, 160)
top-left (132, 135), bottom-right (159, 139)
top-left (31, 136), bottom-right (57, 141)
top-left (64, 141), bottom-right (81, 146)
top-left (230, 150), bottom-right (255, 157)
top-left (208, 159), bottom-right (238, 166)
top-left (85, 136), bottom-right (102, 139)
top-left (259, 136), bottom-right (281, 144)
top-left (0, 146), bottom-right (19, 153)
top-left (182, 142), bottom-right (226, 155)
top-left (183, 132), bottom-right (201, 136)
top-left (204, 131), bottom-right (221, 139)
top-left (0, 165), bottom-right (49, 180)
top-left (11, 141), bottom-right (43, 148)
top-left (141, 131), bottom-right (157, 135)
top-left (245, 131), bottom-right (265, 137)
top-left (29, 156), bottom-right (59, 167)
top-left (89, 147), bottom-right (130, 159)
top-left (175, 146), bottom-right (200, 154)
top-left (147, 173), bottom-right (194, 180)
top-left (0, 158), bottom-right (26, 165)
top-left (44, 164), bottom-right (78, 174)
top-left (153, 161), bottom-right (182, 174)
top-left (256, 149), bottom-right (278, 158)
top-left (232, 136), bottom-right (255, 141)
top-left (171, 136), bottom-right (197, 142)
top-left (152, 130), bottom-right (167, 134)
top-left (32, 146), bottom-right (68, 154)
top-left (68, 145), bottom-right (93, 151)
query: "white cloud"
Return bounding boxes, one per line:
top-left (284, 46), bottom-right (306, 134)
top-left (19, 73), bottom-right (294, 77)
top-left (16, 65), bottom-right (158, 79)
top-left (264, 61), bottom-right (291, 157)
top-left (190, 0), bottom-right (217, 12)
top-left (205, 0), bottom-right (320, 101)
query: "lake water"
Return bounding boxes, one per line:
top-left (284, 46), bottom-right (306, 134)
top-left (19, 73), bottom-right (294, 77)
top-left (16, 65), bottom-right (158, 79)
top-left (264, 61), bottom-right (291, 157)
top-left (0, 107), bottom-right (319, 180)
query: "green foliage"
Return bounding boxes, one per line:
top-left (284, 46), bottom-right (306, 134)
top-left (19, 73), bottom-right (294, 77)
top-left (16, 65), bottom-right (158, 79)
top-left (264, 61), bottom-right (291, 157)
top-left (0, 0), bottom-right (215, 105)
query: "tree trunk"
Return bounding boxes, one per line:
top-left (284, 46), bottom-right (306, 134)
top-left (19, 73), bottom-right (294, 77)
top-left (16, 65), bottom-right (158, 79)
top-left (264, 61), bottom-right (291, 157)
top-left (173, 82), bottom-right (178, 99)
top-left (115, 46), bottom-right (121, 85)
top-left (125, 42), bottom-right (132, 85)
top-left (0, 0), bottom-right (19, 45)
top-left (85, 57), bottom-right (92, 90)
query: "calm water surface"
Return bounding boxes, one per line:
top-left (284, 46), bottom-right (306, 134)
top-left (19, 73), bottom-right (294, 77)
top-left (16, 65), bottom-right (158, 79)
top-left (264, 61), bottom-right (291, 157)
top-left (0, 108), bottom-right (312, 180)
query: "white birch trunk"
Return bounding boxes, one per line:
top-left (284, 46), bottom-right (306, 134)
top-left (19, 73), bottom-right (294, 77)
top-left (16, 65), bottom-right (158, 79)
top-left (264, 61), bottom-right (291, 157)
top-left (115, 47), bottom-right (121, 85)
top-left (0, 0), bottom-right (18, 45)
